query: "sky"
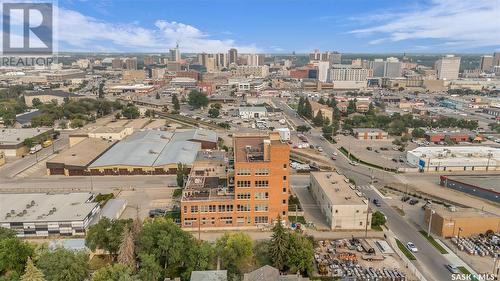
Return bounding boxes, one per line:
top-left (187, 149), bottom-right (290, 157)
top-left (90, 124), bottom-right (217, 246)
top-left (11, 0), bottom-right (500, 53)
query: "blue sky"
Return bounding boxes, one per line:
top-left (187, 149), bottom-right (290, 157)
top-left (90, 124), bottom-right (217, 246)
top-left (54, 0), bottom-right (500, 53)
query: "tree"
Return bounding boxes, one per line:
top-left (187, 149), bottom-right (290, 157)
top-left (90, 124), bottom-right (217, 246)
top-left (218, 122), bottom-right (230, 129)
top-left (176, 163), bottom-right (187, 187)
top-left (23, 138), bottom-right (35, 148)
top-left (122, 105), bottom-right (140, 119)
top-left (144, 109), bottom-right (155, 118)
top-left (367, 102), bottom-right (375, 115)
top-left (20, 257), bottom-right (45, 281)
top-left (0, 228), bottom-right (16, 240)
top-left (85, 218), bottom-right (132, 258)
top-left (411, 128), bottom-right (425, 139)
top-left (137, 254), bottom-right (161, 281)
top-left (296, 125), bottom-right (311, 133)
top-left (187, 90), bottom-right (209, 109)
top-left (91, 264), bottom-right (134, 281)
top-left (312, 110), bottom-right (324, 127)
top-left (303, 98), bottom-right (313, 119)
top-left (215, 232), bottom-right (253, 278)
top-left (172, 94), bottom-right (180, 111)
top-left (318, 97), bottom-right (326, 104)
top-left (155, 92), bottom-right (160, 99)
top-left (347, 99), bottom-right (357, 115)
top-left (118, 228), bottom-right (136, 271)
top-left (285, 232), bottom-right (314, 275)
top-left (115, 112), bottom-right (122, 120)
top-left (208, 108), bottom-right (220, 118)
top-left (297, 97), bottom-right (305, 116)
top-left (69, 118), bottom-right (85, 128)
top-left (36, 248), bottom-right (88, 281)
top-left (32, 98), bottom-right (42, 107)
top-left (0, 237), bottom-right (34, 276)
top-left (269, 218), bottom-right (288, 270)
top-left (371, 211), bottom-right (387, 227)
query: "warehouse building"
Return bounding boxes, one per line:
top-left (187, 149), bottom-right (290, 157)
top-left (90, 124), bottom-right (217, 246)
top-left (0, 193), bottom-right (100, 237)
top-left (424, 206), bottom-right (500, 238)
top-left (424, 129), bottom-right (471, 143)
top-left (407, 146), bottom-right (500, 172)
top-left (353, 128), bottom-right (389, 140)
top-left (0, 128), bottom-right (54, 157)
top-left (46, 138), bottom-right (116, 176)
top-left (310, 171), bottom-right (371, 230)
top-left (440, 175), bottom-right (500, 203)
top-left (88, 129), bottom-right (216, 175)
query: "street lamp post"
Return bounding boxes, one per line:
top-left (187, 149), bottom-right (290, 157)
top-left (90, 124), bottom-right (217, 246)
top-left (427, 209), bottom-right (435, 237)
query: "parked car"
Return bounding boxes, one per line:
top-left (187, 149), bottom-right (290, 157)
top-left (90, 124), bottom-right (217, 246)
top-left (148, 208), bottom-right (166, 217)
top-left (372, 199), bottom-right (381, 207)
top-left (406, 242), bottom-right (418, 252)
top-left (401, 196), bottom-right (410, 202)
top-left (409, 199), bottom-right (419, 205)
top-left (331, 156), bottom-right (337, 160)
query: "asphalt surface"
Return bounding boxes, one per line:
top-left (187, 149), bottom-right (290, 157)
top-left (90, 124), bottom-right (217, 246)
top-left (277, 98), bottom-right (453, 281)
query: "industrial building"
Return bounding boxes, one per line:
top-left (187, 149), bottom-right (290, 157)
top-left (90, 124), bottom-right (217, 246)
top-left (24, 90), bottom-right (81, 107)
top-left (238, 107), bottom-right (267, 119)
top-left (440, 175), bottom-right (500, 203)
top-left (0, 128), bottom-right (54, 157)
top-left (46, 138), bottom-right (116, 176)
top-left (424, 206), bottom-right (499, 238)
top-left (88, 129), bottom-right (216, 175)
top-left (0, 193), bottom-right (100, 237)
top-left (407, 146), bottom-right (500, 172)
top-left (181, 132), bottom-right (289, 229)
top-left (310, 171), bottom-right (371, 230)
top-left (424, 129), bottom-right (471, 143)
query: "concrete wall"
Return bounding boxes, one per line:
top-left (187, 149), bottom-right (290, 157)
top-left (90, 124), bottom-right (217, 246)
top-left (425, 209), bottom-right (500, 238)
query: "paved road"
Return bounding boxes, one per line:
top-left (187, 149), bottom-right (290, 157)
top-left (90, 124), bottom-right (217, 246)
top-left (0, 136), bottom-right (69, 179)
top-left (279, 99), bottom-right (452, 281)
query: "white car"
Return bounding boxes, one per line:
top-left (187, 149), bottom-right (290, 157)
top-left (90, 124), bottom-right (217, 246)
top-left (406, 242), bottom-right (418, 253)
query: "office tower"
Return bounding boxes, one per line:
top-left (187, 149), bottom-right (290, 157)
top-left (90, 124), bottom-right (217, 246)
top-left (111, 58), bottom-right (123, 69)
top-left (228, 48), bottom-right (238, 65)
top-left (180, 132), bottom-right (290, 228)
top-left (244, 54), bottom-right (260, 66)
top-left (370, 59), bottom-right (385, 77)
top-left (215, 53), bottom-right (228, 69)
top-left (311, 61), bottom-right (330, 82)
top-left (124, 58), bottom-right (137, 70)
top-left (205, 57), bottom-right (216, 72)
top-left (169, 44), bottom-right (181, 62)
top-left (493, 52), bottom-right (500, 67)
top-left (480, 55), bottom-right (493, 72)
top-left (258, 54), bottom-right (265, 66)
top-left (309, 50), bottom-right (341, 64)
top-left (384, 57), bottom-right (402, 78)
top-left (435, 55), bottom-right (460, 80)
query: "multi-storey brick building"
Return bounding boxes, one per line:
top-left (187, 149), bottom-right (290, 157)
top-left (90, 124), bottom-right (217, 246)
top-left (181, 132), bottom-right (289, 229)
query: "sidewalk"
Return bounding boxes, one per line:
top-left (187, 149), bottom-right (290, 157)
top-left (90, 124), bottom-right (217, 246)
top-left (435, 239), bottom-right (478, 275)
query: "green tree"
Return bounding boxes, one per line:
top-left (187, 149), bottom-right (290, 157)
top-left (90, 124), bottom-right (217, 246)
top-left (208, 108), bottom-right (220, 118)
top-left (172, 94), bottom-right (180, 111)
top-left (411, 128), bottom-right (426, 139)
top-left (187, 90), bottom-right (209, 109)
top-left (32, 98), bottom-right (42, 108)
top-left (215, 232), bottom-right (253, 278)
top-left (122, 105), bottom-right (140, 119)
top-left (269, 218), bottom-right (288, 270)
top-left (303, 98), bottom-right (313, 119)
top-left (371, 211), bottom-right (387, 227)
top-left (85, 218), bottom-right (132, 258)
top-left (0, 237), bottom-right (34, 276)
top-left (118, 228), bottom-right (136, 271)
top-left (318, 97), bottom-right (326, 104)
top-left (144, 109), bottom-right (155, 118)
top-left (20, 257), bottom-right (45, 281)
top-left (0, 228), bottom-right (16, 240)
top-left (347, 99), bottom-right (357, 115)
top-left (36, 248), bottom-right (88, 281)
top-left (218, 122), bottom-right (230, 129)
top-left (91, 264), bottom-right (134, 281)
top-left (176, 163), bottom-right (187, 187)
top-left (367, 102), bottom-right (375, 115)
top-left (312, 110), bottom-right (324, 127)
top-left (23, 138), bottom-right (35, 148)
top-left (137, 254), bottom-right (161, 281)
top-left (69, 118), bottom-right (85, 128)
top-left (296, 125), bottom-right (310, 133)
top-left (297, 97), bottom-right (305, 116)
top-left (286, 232), bottom-right (314, 275)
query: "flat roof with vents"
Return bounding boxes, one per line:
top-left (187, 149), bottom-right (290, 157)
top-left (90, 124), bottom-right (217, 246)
top-left (311, 171), bottom-right (367, 205)
top-left (0, 193), bottom-right (98, 223)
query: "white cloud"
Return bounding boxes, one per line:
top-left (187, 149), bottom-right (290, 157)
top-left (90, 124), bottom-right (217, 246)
top-left (54, 7), bottom-right (260, 53)
top-left (349, 0), bottom-right (500, 50)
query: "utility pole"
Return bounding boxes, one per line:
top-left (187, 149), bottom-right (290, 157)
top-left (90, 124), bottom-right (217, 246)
top-left (198, 207), bottom-right (201, 241)
top-left (365, 200), bottom-right (369, 238)
top-left (427, 209), bottom-right (435, 236)
top-left (295, 204), bottom-right (298, 224)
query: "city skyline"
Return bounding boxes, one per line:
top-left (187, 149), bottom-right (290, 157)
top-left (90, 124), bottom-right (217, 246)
top-left (46, 0), bottom-right (500, 53)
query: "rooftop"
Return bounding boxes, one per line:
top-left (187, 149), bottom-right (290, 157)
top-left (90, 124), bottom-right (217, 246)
top-left (353, 128), bottom-right (387, 133)
top-left (445, 174), bottom-right (500, 193)
top-left (24, 89), bottom-right (78, 97)
top-left (311, 172), bottom-right (367, 205)
top-left (233, 133), bottom-right (284, 163)
top-left (190, 270), bottom-right (227, 281)
top-left (0, 193), bottom-right (98, 223)
top-left (47, 138), bottom-right (116, 168)
top-left (0, 128), bottom-right (52, 145)
top-left (432, 205), bottom-right (499, 219)
top-left (89, 129), bottom-right (215, 168)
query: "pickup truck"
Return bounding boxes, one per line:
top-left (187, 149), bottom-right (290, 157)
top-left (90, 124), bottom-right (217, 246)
top-left (29, 144), bottom-right (42, 154)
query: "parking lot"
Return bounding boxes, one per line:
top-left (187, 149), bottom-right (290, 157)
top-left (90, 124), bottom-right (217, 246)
top-left (336, 135), bottom-right (417, 169)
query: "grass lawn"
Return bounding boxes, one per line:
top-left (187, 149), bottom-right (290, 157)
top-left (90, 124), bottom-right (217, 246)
top-left (458, 267), bottom-right (478, 281)
top-left (289, 216), bottom-right (307, 224)
top-left (396, 239), bottom-right (416, 260)
top-left (419, 230), bottom-right (448, 254)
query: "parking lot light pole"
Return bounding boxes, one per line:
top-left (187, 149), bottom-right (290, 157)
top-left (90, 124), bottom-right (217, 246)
top-left (427, 209), bottom-right (435, 237)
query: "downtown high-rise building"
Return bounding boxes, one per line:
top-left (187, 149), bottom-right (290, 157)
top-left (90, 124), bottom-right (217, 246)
top-left (493, 52), bottom-right (500, 67)
top-left (169, 44), bottom-right (181, 62)
top-left (309, 49), bottom-right (342, 64)
top-left (480, 55), bottom-right (493, 72)
top-left (228, 48), bottom-right (238, 65)
top-left (435, 55), bottom-right (460, 80)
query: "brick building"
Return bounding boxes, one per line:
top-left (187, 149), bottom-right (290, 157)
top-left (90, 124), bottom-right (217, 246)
top-left (181, 132), bottom-right (290, 229)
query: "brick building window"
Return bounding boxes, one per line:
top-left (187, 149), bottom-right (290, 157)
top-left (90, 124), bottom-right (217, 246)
top-left (237, 180), bottom-right (251, 187)
top-left (255, 216), bottom-right (268, 224)
top-left (237, 193), bottom-right (251, 200)
top-left (255, 168), bottom-right (269, 176)
top-left (237, 169), bottom-right (251, 176)
top-left (255, 180), bottom-right (269, 187)
top-left (254, 204), bottom-right (268, 212)
top-left (254, 192), bottom-right (269, 199)
top-left (237, 204), bottom-right (251, 212)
